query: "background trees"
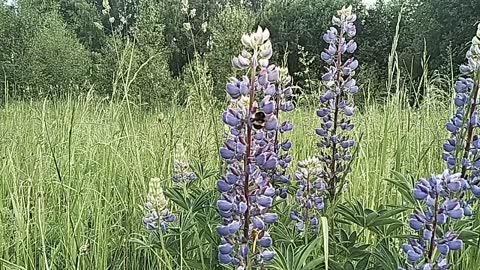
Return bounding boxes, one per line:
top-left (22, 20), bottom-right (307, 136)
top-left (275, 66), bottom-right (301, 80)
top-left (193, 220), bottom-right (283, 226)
top-left (0, 0), bottom-right (478, 103)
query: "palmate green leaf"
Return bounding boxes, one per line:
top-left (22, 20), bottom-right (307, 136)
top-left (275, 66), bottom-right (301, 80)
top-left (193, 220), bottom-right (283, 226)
top-left (189, 159), bottom-right (217, 180)
top-left (386, 223), bottom-right (405, 235)
top-left (340, 229), bottom-right (349, 242)
top-left (338, 200), bottom-right (406, 237)
top-left (385, 171), bottom-right (416, 206)
top-left (459, 228), bottom-right (480, 246)
top-left (272, 238), bottom-right (323, 270)
top-left (303, 258), bottom-right (325, 270)
top-left (350, 244), bottom-right (371, 259)
top-left (273, 244), bottom-right (295, 270)
top-left (270, 221), bottom-right (298, 245)
top-left (336, 204), bottom-right (362, 226)
top-left (191, 189), bottom-right (214, 213)
top-left (165, 187), bottom-right (190, 210)
top-left (378, 206), bottom-right (409, 218)
top-left (344, 261), bottom-right (355, 270)
top-left (328, 259), bottom-right (344, 270)
top-left (372, 240), bottom-right (399, 270)
top-left (294, 238), bottom-right (322, 270)
top-left (368, 217), bottom-right (403, 227)
top-left (356, 254), bottom-right (371, 270)
top-left (349, 231), bottom-right (358, 243)
top-left (271, 247), bottom-right (289, 270)
top-left (365, 212), bottom-right (379, 226)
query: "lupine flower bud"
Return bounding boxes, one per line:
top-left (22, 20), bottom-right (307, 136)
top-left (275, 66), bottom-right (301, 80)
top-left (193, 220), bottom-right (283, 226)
top-left (143, 178), bottom-right (175, 232)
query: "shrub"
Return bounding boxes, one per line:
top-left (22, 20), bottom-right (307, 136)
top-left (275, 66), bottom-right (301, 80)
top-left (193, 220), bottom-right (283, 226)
top-left (206, 5), bottom-right (254, 99)
top-left (22, 13), bottom-right (92, 96)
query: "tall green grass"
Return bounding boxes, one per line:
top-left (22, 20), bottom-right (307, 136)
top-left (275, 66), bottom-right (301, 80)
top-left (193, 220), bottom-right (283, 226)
top-left (0, 86), bottom-right (462, 269)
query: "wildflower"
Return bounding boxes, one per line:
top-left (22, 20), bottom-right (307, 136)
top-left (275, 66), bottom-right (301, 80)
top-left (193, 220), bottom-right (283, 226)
top-left (172, 160), bottom-right (197, 183)
top-left (290, 157), bottom-right (325, 233)
top-left (401, 25), bottom-right (480, 269)
top-left (143, 178), bottom-right (175, 232)
top-left (189, 8), bottom-right (196, 18)
top-left (181, 0), bottom-right (189, 14)
top-left (402, 171), bottom-right (465, 269)
top-left (216, 26), bottom-right (294, 268)
top-left (315, 5), bottom-right (358, 204)
top-left (441, 24), bottom-right (480, 194)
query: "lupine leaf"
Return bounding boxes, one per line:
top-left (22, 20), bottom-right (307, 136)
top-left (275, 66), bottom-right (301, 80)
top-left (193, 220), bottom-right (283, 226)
top-left (303, 258), bottom-right (325, 270)
top-left (368, 217), bottom-right (402, 227)
top-left (344, 261), bottom-right (355, 270)
top-left (385, 171), bottom-right (416, 205)
top-left (294, 238), bottom-right (321, 270)
top-left (165, 187), bottom-right (189, 210)
top-left (321, 216), bottom-right (329, 270)
top-left (356, 254), bottom-right (370, 270)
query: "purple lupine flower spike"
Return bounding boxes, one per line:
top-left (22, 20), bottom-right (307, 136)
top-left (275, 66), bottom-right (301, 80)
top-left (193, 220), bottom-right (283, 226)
top-left (291, 157), bottom-right (325, 233)
top-left (402, 171), bottom-right (467, 268)
top-left (216, 26), bottom-right (294, 268)
top-left (401, 22), bottom-right (480, 270)
top-left (291, 5), bottom-right (358, 235)
top-left (316, 5), bottom-right (359, 203)
top-left (172, 160), bottom-right (197, 184)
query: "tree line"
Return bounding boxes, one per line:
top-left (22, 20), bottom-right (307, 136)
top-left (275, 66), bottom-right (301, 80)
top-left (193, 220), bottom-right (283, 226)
top-left (0, 0), bottom-right (478, 105)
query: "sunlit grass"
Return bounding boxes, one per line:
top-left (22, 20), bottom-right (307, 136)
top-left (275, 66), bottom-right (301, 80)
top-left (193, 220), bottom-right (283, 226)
top-left (1, 91), bottom-right (468, 269)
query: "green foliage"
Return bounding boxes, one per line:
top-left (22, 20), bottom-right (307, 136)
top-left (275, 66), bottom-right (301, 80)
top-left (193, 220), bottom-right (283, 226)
top-left (2, 82), bottom-right (478, 269)
top-left (131, 0), bottom-right (177, 105)
top-left (22, 13), bottom-right (92, 96)
top-left (1, 0), bottom-right (479, 102)
top-left (0, 1), bottom-right (45, 96)
top-left (206, 5), bottom-right (254, 99)
top-left (181, 56), bottom-right (215, 108)
top-left (60, 0), bottom-right (107, 51)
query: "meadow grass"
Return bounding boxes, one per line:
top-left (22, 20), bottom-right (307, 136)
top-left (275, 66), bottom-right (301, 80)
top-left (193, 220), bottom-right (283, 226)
top-left (1, 91), bottom-right (478, 269)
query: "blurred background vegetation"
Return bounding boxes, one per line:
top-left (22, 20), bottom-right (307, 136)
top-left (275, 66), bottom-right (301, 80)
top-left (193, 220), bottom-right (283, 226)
top-left (0, 0), bottom-right (479, 106)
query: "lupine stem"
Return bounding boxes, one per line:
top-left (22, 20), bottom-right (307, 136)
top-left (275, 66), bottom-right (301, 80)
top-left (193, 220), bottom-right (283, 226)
top-left (304, 171), bottom-right (311, 245)
top-left (329, 30), bottom-right (344, 202)
top-left (427, 195), bottom-right (439, 261)
top-left (274, 91), bottom-right (281, 149)
top-left (461, 78), bottom-right (480, 177)
top-left (243, 61), bottom-right (257, 241)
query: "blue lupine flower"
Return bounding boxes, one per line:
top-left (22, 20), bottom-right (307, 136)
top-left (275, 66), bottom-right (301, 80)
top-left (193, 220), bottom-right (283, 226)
top-left (290, 157), bottom-right (325, 233)
top-left (315, 5), bottom-right (359, 203)
top-left (172, 160), bottom-right (198, 184)
top-left (402, 170), bottom-right (468, 268)
top-left (216, 26), bottom-right (294, 268)
top-left (402, 25), bottom-right (480, 269)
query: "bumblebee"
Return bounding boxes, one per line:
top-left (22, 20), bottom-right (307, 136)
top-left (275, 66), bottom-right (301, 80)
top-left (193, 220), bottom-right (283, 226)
top-left (251, 111), bottom-right (266, 130)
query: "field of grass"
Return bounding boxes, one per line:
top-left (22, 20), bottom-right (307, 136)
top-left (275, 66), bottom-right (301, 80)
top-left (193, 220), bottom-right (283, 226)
top-left (3, 90), bottom-right (478, 270)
